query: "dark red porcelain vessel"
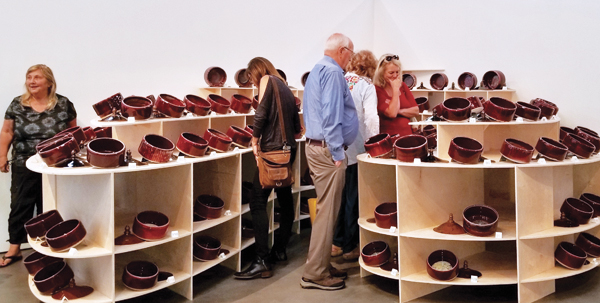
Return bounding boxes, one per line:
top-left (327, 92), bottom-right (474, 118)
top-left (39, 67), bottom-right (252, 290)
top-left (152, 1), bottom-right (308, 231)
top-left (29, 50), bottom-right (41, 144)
top-left (560, 127), bottom-right (577, 142)
top-left (555, 242), bottom-right (587, 270)
top-left (138, 134), bottom-right (175, 163)
top-left (132, 211), bottom-right (170, 241)
top-left (427, 250), bottom-right (459, 281)
top-left (234, 68), bottom-right (252, 88)
top-left (441, 98), bottom-right (471, 121)
top-left (230, 94), bottom-right (253, 114)
top-left (466, 96), bottom-right (485, 112)
top-left (426, 132), bottom-right (437, 150)
top-left (374, 202), bottom-right (397, 229)
top-left (394, 135), bottom-right (428, 162)
top-left (530, 98), bottom-right (558, 119)
top-left (562, 133), bottom-right (595, 159)
top-left (430, 73), bottom-right (448, 90)
top-left (575, 126), bottom-right (600, 153)
top-left (423, 125), bottom-right (436, 136)
top-left (245, 125), bottom-right (254, 135)
top-left (227, 125), bottom-right (252, 148)
top-left (93, 93), bottom-right (123, 118)
top-left (194, 195), bottom-right (225, 219)
top-left (207, 94), bottom-right (231, 114)
top-left (25, 209), bottom-right (64, 239)
top-left (24, 251), bottom-right (62, 275)
top-left (204, 66), bottom-right (227, 87)
top-left (33, 261), bottom-right (74, 294)
top-left (515, 101), bottom-right (541, 121)
top-left (482, 70), bottom-right (506, 89)
top-left (122, 261), bottom-right (158, 290)
top-left (301, 72), bottom-right (310, 87)
top-left (448, 137), bottom-right (483, 164)
top-left (56, 126), bottom-right (86, 146)
top-left (155, 94), bottom-right (185, 118)
top-left (402, 73), bottom-right (417, 90)
top-left (45, 219), bottom-right (87, 252)
top-left (500, 138), bottom-right (534, 164)
top-left (121, 96), bottom-right (153, 120)
top-left (364, 133), bottom-right (393, 158)
top-left (81, 126), bottom-right (97, 144)
top-left (484, 97), bottom-right (516, 122)
top-left (579, 193), bottom-right (600, 217)
top-left (575, 232), bottom-right (600, 257)
top-left (176, 132), bottom-right (208, 157)
top-left (560, 198), bottom-right (593, 225)
top-left (86, 138), bottom-right (126, 168)
top-left (457, 72), bottom-right (478, 90)
top-left (38, 134), bottom-right (80, 166)
top-left (184, 94), bottom-right (211, 116)
top-left (415, 97), bottom-right (429, 113)
top-left (203, 128), bottom-right (232, 152)
top-left (361, 241), bottom-right (391, 267)
top-left (93, 127), bottom-right (111, 138)
top-left (462, 205), bottom-right (499, 237)
top-left (193, 235), bottom-right (222, 261)
top-left (535, 137), bottom-right (568, 161)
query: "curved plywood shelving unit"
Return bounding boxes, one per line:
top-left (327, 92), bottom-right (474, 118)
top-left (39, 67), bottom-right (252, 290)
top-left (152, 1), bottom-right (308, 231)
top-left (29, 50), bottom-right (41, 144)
top-left (358, 258), bottom-right (399, 280)
top-left (27, 238), bottom-right (112, 258)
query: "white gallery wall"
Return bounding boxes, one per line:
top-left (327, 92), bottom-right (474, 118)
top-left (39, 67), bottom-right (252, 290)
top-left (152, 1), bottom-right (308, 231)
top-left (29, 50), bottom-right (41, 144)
top-left (1, 0), bottom-right (599, 252)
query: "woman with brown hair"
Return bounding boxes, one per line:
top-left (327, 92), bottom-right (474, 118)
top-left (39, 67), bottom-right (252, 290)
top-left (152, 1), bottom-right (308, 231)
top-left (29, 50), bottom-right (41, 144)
top-left (0, 64), bottom-right (77, 267)
top-left (234, 57), bottom-right (302, 279)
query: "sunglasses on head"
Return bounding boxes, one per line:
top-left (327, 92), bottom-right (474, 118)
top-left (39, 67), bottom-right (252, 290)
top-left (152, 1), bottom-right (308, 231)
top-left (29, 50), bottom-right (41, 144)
top-left (379, 55), bottom-right (399, 67)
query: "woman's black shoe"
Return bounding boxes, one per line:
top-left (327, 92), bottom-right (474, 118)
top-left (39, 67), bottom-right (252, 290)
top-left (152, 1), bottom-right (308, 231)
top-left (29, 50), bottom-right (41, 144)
top-left (234, 256), bottom-right (273, 279)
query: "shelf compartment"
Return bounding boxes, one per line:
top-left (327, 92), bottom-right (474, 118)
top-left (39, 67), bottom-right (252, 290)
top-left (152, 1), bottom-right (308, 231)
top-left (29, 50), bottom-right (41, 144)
top-left (161, 119), bottom-right (210, 149)
top-left (192, 244), bottom-right (239, 276)
top-left (193, 212), bottom-right (240, 233)
top-left (520, 219), bottom-right (600, 239)
top-left (520, 259), bottom-right (600, 283)
top-left (193, 155), bottom-right (242, 215)
top-left (29, 276), bottom-right (113, 303)
top-left (400, 220), bottom-right (516, 241)
top-left (115, 271), bottom-right (191, 301)
top-left (358, 217), bottom-right (399, 236)
top-left (401, 250), bottom-right (518, 285)
top-left (27, 238), bottom-right (112, 258)
top-left (241, 203), bottom-right (250, 214)
top-left (241, 237), bottom-right (255, 250)
top-left (209, 114), bottom-right (247, 136)
top-left (114, 230), bottom-right (192, 255)
top-left (358, 258), bottom-right (399, 280)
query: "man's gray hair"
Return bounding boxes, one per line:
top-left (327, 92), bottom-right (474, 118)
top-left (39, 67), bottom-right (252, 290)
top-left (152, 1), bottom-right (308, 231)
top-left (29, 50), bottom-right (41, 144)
top-left (324, 33), bottom-right (351, 52)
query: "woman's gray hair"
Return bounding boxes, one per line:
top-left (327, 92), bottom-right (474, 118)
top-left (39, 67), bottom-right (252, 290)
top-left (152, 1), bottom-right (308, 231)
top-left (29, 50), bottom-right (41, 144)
top-left (324, 33), bottom-right (351, 51)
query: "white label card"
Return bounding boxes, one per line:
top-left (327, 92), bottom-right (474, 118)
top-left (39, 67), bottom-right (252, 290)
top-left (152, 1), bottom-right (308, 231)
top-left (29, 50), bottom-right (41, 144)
top-left (483, 159), bottom-right (492, 166)
top-left (391, 269), bottom-right (398, 276)
top-left (516, 117), bottom-right (524, 122)
top-left (541, 117), bottom-right (547, 121)
top-left (177, 155), bottom-right (185, 162)
top-left (571, 156), bottom-right (579, 162)
top-left (167, 276), bottom-right (175, 283)
top-left (471, 275), bottom-right (478, 283)
top-left (495, 232), bottom-right (503, 239)
top-left (413, 158), bottom-right (421, 164)
top-left (128, 162), bottom-right (136, 168)
top-left (219, 252), bottom-right (226, 259)
top-left (127, 117), bottom-right (135, 123)
top-left (389, 226), bottom-right (397, 233)
top-left (171, 230), bottom-right (179, 238)
top-left (502, 86), bottom-right (508, 90)
top-left (469, 117), bottom-right (477, 123)
top-left (538, 158), bottom-right (547, 164)
top-left (68, 247), bottom-right (78, 256)
top-left (224, 210), bottom-right (232, 216)
top-left (233, 147), bottom-right (239, 152)
top-left (465, 87), bottom-right (470, 91)
top-left (61, 296), bottom-right (69, 303)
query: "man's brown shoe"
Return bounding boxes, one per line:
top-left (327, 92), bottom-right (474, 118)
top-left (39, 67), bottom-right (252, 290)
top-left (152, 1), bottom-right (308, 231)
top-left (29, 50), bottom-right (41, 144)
top-left (329, 266), bottom-right (348, 280)
top-left (300, 276), bottom-right (345, 290)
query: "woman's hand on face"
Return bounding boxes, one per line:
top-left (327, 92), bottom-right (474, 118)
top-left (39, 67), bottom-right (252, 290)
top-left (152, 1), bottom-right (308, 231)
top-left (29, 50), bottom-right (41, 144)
top-left (391, 77), bottom-right (402, 91)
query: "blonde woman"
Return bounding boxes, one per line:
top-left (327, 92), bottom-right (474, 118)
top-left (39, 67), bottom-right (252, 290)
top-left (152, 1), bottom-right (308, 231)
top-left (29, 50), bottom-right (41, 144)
top-left (0, 65), bottom-right (77, 267)
top-left (373, 54), bottom-right (418, 136)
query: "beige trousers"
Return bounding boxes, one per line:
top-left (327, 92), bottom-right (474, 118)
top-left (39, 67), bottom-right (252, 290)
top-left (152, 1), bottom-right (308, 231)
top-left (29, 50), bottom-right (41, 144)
top-left (303, 144), bottom-right (347, 280)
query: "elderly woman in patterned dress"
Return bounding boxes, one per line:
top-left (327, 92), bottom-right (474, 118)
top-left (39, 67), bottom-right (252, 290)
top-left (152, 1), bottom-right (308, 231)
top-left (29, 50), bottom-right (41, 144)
top-left (0, 64), bottom-right (77, 267)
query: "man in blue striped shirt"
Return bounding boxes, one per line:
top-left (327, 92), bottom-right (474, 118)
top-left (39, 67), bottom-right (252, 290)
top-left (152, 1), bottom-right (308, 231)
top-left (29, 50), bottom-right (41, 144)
top-left (300, 33), bottom-right (358, 291)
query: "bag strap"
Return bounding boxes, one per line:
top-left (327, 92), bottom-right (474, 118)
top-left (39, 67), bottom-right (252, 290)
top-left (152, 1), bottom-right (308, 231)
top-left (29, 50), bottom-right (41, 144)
top-left (270, 76), bottom-right (290, 150)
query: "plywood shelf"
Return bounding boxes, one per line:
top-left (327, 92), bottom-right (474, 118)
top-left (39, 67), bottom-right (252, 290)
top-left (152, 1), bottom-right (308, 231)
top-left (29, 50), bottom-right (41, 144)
top-left (29, 275), bottom-right (113, 303)
top-left (193, 212), bottom-right (240, 233)
top-left (114, 230), bottom-right (192, 255)
top-left (358, 218), bottom-right (399, 236)
top-left (27, 238), bottom-right (112, 258)
top-left (521, 259), bottom-right (600, 283)
top-left (192, 245), bottom-right (239, 276)
top-left (241, 237), bottom-right (255, 250)
top-left (358, 258), bottom-right (400, 280)
top-left (400, 220), bottom-right (516, 241)
top-left (114, 270), bottom-right (191, 301)
top-left (520, 219), bottom-right (600, 239)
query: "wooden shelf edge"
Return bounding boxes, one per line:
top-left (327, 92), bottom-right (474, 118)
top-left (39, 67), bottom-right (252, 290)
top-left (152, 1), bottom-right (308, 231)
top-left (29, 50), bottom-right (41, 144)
top-left (114, 230), bottom-right (192, 255)
top-left (358, 218), bottom-right (399, 236)
top-left (29, 275), bottom-right (113, 303)
top-left (28, 238), bottom-right (112, 259)
top-left (241, 238), bottom-right (255, 250)
top-left (521, 259), bottom-right (600, 283)
top-left (193, 212), bottom-right (240, 233)
top-left (358, 258), bottom-right (399, 280)
top-left (115, 271), bottom-right (191, 301)
top-left (192, 245), bottom-right (240, 276)
top-left (409, 116), bottom-right (560, 126)
top-left (400, 221), bottom-right (517, 241)
top-left (520, 219), bottom-right (600, 239)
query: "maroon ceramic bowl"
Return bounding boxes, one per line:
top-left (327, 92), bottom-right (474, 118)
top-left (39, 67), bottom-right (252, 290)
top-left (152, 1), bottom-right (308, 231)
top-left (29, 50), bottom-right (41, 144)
top-left (394, 135), bottom-right (428, 162)
top-left (575, 126), bottom-right (600, 153)
top-left (482, 70), bottom-right (506, 90)
top-left (155, 94), bottom-right (185, 118)
top-left (81, 126), bottom-right (97, 144)
top-left (515, 101), bottom-right (541, 121)
top-left (500, 138), bottom-right (534, 164)
top-left (184, 94), bottom-right (211, 116)
top-left (555, 242), bottom-right (587, 270)
top-left (24, 209), bottom-right (64, 239)
top-left (176, 132), bottom-right (208, 157)
top-left (93, 127), bottom-right (110, 138)
top-left (204, 66), bottom-right (227, 87)
top-left (467, 96), bottom-right (484, 111)
top-left (562, 133), bottom-right (595, 159)
top-left (576, 232), bottom-right (600, 257)
top-left (579, 193), bottom-right (600, 218)
top-left (374, 202), bottom-right (397, 229)
top-left (441, 98), bottom-right (471, 121)
top-left (361, 241), bottom-right (391, 267)
top-left (234, 68), bottom-right (252, 88)
top-left (193, 235), bottom-right (222, 261)
top-left (132, 211), bottom-right (170, 241)
top-left (121, 96), bottom-right (153, 120)
top-left (484, 97), bottom-right (516, 122)
top-left (33, 261), bottom-right (74, 294)
top-left (430, 73), bottom-right (448, 90)
top-left (415, 97), bottom-right (429, 113)
top-left (207, 94), bottom-right (231, 114)
top-left (276, 69), bottom-right (287, 81)
top-left (227, 125), bottom-right (252, 148)
top-left (194, 194), bottom-right (225, 219)
top-left (245, 125), bottom-right (254, 135)
top-left (301, 72), bottom-right (310, 87)
top-left (462, 205), bottom-right (499, 237)
top-left (457, 72), bottom-right (478, 90)
top-left (55, 126), bottom-right (86, 146)
top-left (93, 93), bottom-right (123, 118)
top-left (364, 133), bottom-right (393, 158)
top-left (122, 261), bottom-right (159, 290)
top-left (38, 134), bottom-right (80, 166)
top-left (448, 137), bottom-right (483, 164)
top-left (560, 127), bottom-right (577, 142)
top-left (560, 198), bottom-right (594, 225)
top-left (423, 125), bottom-right (436, 136)
top-left (427, 250), bottom-right (459, 281)
top-left (535, 137), bottom-right (568, 161)
top-left (86, 138), bottom-right (126, 168)
top-left (24, 251), bottom-right (63, 275)
top-left (252, 95), bottom-right (259, 110)
top-left (530, 98), bottom-right (559, 118)
top-left (45, 219), bottom-right (87, 252)
top-left (203, 128), bottom-right (232, 152)
top-left (402, 73), bottom-right (417, 90)
top-left (138, 134), bottom-right (175, 163)
top-left (230, 94), bottom-right (253, 114)
top-left (426, 133), bottom-right (437, 150)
